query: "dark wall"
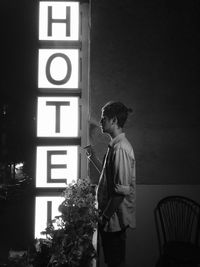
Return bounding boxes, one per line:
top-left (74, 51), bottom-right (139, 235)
top-left (90, 0), bottom-right (200, 184)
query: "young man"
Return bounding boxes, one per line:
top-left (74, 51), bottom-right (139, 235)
top-left (87, 101), bottom-right (136, 267)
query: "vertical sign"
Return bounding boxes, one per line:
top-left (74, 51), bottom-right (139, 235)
top-left (35, 1), bottom-right (90, 238)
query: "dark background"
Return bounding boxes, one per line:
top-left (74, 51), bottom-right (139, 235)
top-left (0, 0), bottom-right (37, 179)
top-left (0, 0), bottom-right (200, 184)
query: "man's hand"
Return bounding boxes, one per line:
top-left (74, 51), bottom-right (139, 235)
top-left (98, 215), bottom-right (109, 228)
top-left (83, 145), bottom-right (102, 173)
top-left (84, 145), bottom-right (93, 158)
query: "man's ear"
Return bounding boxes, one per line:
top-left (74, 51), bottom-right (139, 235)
top-left (112, 116), bottom-right (118, 125)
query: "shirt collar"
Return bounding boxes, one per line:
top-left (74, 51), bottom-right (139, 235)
top-left (109, 133), bottom-right (125, 148)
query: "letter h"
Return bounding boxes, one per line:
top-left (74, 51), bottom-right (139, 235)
top-left (48, 6), bottom-right (71, 37)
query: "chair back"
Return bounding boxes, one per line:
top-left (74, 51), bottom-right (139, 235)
top-left (154, 196), bottom-right (200, 254)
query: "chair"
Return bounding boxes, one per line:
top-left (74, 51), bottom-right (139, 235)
top-left (154, 195), bottom-right (200, 267)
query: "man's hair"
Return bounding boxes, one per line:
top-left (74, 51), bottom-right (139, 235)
top-left (102, 101), bottom-right (133, 128)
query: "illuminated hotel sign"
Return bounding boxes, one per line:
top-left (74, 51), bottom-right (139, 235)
top-left (35, 1), bottom-right (89, 238)
top-left (39, 2), bottom-right (79, 41)
top-left (38, 49), bottom-right (79, 89)
top-left (37, 96), bottom-right (79, 137)
top-left (36, 146), bottom-right (78, 188)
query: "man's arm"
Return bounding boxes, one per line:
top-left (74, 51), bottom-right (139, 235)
top-left (102, 148), bottom-right (132, 220)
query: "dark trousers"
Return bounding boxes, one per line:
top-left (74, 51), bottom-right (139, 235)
top-left (99, 226), bottom-right (127, 267)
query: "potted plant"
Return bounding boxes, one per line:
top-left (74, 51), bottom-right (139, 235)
top-left (8, 178), bottom-right (99, 267)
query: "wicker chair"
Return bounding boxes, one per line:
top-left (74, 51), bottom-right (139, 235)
top-left (154, 195), bottom-right (200, 267)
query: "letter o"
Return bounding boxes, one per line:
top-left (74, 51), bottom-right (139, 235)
top-left (46, 53), bottom-right (72, 85)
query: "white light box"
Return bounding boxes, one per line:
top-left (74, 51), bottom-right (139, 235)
top-left (39, 1), bottom-right (79, 41)
top-left (34, 196), bottom-right (65, 238)
top-left (36, 146), bottom-right (78, 188)
top-left (37, 96), bottom-right (79, 137)
top-left (38, 49), bottom-right (79, 89)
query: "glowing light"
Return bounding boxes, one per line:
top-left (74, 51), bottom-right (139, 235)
top-left (38, 49), bottom-right (79, 89)
top-left (36, 146), bottom-right (78, 188)
top-left (37, 96), bottom-right (79, 137)
top-left (34, 196), bottom-right (64, 238)
top-left (39, 2), bottom-right (79, 41)
top-left (15, 162), bottom-right (24, 169)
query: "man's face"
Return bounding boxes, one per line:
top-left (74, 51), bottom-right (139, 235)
top-left (99, 111), bottom-right (113, 134)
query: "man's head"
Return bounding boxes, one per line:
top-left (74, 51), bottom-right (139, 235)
top-left (100, 101), bottom-right (132, 135)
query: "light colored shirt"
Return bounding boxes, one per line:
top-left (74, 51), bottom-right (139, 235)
top-left (97, 133), bottom-right (136, 232)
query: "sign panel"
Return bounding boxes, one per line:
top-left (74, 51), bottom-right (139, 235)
top-left (37, 96), bottom-right (79, 137)
top-left (38, 49), bottom-right (79, 89)
top-left (35, 0), bottom-right (90, 247)
top-left (36, 146), bottom-right (78, 188)
top-left (35, 196), bottom-right (64, 238)
top-left (39, 1), bottom-right (79, 41)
